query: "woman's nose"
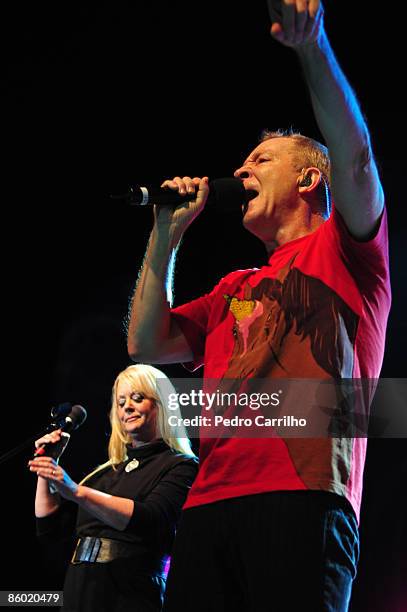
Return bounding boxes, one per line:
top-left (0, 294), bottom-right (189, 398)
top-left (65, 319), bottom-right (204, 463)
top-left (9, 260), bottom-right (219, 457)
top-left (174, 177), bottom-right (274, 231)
top-left (124, 400), bottom-right (134, 412)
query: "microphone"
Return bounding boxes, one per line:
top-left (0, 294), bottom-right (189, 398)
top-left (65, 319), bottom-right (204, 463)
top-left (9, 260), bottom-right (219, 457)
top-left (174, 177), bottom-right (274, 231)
top-left (50, 402), bottom-right (73, 423)
top-left (34, 404), bottom-right (87, 460)
top-left (111, 177), bottom-right (257, 212)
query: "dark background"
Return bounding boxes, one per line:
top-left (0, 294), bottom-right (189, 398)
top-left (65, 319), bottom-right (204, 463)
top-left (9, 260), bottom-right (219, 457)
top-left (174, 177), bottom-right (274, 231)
top-left (2, 2), bottom-right (406, 610)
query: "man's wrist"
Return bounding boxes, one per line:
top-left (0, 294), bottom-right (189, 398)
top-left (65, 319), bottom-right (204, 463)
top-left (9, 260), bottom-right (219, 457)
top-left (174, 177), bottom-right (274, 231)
top-left (295, 29), bottom-right (328, 62)
top-left (152, 224), bottom-right (183, 253)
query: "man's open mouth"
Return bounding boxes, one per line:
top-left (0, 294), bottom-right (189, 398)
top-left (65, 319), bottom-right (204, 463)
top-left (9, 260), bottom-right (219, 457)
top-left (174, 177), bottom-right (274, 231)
top-left (243, 189), bottom-right (258, 213)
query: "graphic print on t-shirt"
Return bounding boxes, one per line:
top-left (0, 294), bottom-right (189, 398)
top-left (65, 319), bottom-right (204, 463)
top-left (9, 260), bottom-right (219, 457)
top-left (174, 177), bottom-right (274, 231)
top-left (220, 257), bottom-right (361, 489)
top-left (223, 256), bottom-right (359, 381)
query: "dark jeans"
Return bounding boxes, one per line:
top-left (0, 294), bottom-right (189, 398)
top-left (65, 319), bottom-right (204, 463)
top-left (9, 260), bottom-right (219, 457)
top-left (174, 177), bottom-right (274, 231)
top-left (164, 491), bottom-right (359, 612)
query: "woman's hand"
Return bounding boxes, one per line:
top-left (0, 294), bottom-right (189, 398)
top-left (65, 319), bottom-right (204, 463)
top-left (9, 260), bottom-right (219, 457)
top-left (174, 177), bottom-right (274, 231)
top-left (28, 456), bottom-right (78, 502)
top-left (29, 456), bottom-right (134, 530)
top-left (34, 428), bottom-right (62, 451)
top-left (34, 428), bottom-right (70, 461)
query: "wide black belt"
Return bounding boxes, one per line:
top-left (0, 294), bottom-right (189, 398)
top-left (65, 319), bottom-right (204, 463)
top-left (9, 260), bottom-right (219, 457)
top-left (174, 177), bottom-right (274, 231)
top-left (72, 536), bottom-right (142, 564)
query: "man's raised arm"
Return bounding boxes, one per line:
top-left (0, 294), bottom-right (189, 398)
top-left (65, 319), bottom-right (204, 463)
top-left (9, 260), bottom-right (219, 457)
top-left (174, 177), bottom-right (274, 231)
top-left (267, 0), bottom-right (384, 239)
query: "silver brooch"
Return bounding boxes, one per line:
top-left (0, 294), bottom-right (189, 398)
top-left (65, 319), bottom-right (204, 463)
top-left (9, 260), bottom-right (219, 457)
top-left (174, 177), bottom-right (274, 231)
top-left (125, 459), bottom-right (140, 473)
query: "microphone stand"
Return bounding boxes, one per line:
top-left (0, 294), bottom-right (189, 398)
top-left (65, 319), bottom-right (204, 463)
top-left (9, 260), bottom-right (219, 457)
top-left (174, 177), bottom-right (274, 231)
top-left (0, 422), bottom-right (58, 466)
top-left (0, 404), bottom-right (72, 466)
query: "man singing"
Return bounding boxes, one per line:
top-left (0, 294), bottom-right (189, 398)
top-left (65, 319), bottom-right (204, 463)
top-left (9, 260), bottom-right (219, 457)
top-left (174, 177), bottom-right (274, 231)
top-left (127, 2), bottom-right (391, 609)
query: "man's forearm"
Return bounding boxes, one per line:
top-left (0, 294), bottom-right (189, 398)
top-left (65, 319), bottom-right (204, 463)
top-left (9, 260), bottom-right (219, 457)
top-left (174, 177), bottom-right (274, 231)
top-left (297, 32), bottom-right (371, 168)
top-left (127, 177), bottom-right (208, 362)
top-left (127, 224), bottom-right (179, 361)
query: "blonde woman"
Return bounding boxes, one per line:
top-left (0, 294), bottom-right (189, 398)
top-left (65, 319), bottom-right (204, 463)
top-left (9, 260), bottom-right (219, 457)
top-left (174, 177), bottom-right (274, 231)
top-left (29, 364), bottom-right (197, 612)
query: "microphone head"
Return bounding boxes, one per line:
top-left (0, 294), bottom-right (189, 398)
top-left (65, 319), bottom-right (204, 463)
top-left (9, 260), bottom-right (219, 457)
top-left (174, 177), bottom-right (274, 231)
top-left (66, 404), bottom-right (87, 431)
top-left (209, 177), bottom-right (256, 212)
top-left (50, 402), bottom-right (72, 420)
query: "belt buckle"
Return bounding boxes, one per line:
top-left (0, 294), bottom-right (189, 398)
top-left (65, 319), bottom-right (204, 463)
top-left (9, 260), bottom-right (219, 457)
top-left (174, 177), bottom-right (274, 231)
top-left (72, 537), bottom-right (102, 564)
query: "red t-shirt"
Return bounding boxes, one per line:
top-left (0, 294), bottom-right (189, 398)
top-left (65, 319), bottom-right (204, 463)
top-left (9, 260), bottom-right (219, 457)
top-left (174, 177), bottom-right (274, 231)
top-left (172, 208), bottom-right (391, 521)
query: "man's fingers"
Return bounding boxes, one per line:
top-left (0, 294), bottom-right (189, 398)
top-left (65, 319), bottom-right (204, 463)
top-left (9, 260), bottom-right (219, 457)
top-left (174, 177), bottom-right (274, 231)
top-left (295, 1), bottom-right (308, 31)
top-left (282, 1), bottom-right (296, 44)
top-left (303, 3), bottom-right (323, 38)
top-left (195, 177), bottom-right (209, 206)
top-left (270, 0), bottom-right (323, 46)
top-left (160, 179), bottom-right (179, 190)
top-left (270, 21), bottom-right (284, 40)
top-left (183, 177), bottom-right (197, 194)
top-left (161, 176), bottom-right (206, 198)
top-left (308, 0), bottom-right (320, 19)
top-left (171, 177), bottom-right (187, 195)
top-left (267, 0), bottom-right (282, 22)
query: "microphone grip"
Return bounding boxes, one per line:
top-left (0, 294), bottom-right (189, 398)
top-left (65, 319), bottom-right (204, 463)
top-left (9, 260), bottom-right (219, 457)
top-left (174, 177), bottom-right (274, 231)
top-left (111, 177), bottom-right (250, 212)
top-left (127, 186), bottom-right (196, 206)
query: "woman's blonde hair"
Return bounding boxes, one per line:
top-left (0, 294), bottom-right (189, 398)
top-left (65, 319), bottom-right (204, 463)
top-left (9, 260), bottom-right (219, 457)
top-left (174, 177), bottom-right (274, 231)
top-left (81, 364), bottom-right (195, 483)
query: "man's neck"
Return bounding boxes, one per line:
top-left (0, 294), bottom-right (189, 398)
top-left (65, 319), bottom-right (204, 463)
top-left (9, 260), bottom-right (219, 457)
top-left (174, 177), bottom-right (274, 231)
top-left (263, 213), bottom-right (325, 255)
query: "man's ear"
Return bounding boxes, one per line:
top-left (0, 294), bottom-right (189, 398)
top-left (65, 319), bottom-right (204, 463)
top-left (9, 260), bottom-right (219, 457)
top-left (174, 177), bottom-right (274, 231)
top-left (297, 168), bottom-right (322, 192)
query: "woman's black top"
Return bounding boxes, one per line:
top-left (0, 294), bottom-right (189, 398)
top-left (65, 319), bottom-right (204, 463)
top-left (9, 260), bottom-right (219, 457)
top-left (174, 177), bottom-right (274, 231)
top-left (37, 439), bottom-right (198, 576)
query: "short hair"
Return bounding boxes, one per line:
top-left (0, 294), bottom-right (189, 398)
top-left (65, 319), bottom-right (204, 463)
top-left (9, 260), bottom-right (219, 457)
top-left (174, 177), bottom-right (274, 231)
top-left (260, 128), bottom-right (331, 217)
